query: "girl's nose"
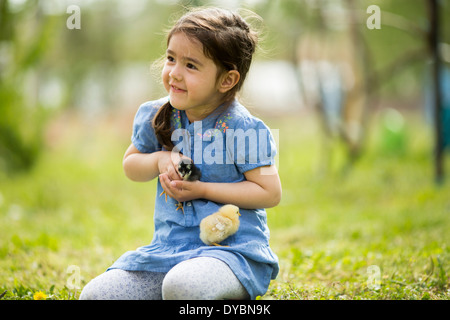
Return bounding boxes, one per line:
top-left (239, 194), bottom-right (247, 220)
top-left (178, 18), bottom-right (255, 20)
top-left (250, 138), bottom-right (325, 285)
top-left (169, 64), bottom-right (182, 81)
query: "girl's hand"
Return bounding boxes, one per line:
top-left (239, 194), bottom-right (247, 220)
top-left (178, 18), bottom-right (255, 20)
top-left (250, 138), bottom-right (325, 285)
top-left (157, 151), bottom-right (187, 181)
top-left (159, 173), bottom-right (204, 203)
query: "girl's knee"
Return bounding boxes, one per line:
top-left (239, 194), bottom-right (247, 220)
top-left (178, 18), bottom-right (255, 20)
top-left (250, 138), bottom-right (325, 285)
top-left (161, 257), bottom-right (248, 300)
top-left (79, 271), bottom-right (120, 300)
top-left (161, 268), bottom-right (194, 299)
top-left (161, 259), bottom-right (209, 300)
top-left (79, 269), bottom-right (165, 300)
top-left (79, 279), bottom-right (102, 300)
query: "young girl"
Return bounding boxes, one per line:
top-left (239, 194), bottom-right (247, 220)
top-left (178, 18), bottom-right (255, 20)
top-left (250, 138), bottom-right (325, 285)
top-left (80, 7), bottom-right (281, 300)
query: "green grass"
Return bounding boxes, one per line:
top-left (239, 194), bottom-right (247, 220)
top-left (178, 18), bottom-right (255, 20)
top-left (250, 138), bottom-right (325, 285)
top-left (265, 112), bottom-right (450, 300)
top-left (1, 110), bottom-right (449, 300)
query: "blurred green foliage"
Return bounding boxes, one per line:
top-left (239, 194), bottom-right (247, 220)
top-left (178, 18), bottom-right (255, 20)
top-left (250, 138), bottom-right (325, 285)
top-left (0, 0), bottom-right (175, 173)
top-left (0, 0), bottom-right (56, 172)
top-left (0, 0), bottom-right (449, 174)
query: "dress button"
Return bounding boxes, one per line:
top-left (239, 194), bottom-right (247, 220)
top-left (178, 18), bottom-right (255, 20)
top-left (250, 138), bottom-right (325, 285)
top-left (186, 202), bottom-right (192, 206)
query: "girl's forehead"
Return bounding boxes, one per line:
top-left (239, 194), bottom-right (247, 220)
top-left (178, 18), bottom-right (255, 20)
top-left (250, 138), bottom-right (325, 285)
top-left (167, 32), bottom-right (204, 56)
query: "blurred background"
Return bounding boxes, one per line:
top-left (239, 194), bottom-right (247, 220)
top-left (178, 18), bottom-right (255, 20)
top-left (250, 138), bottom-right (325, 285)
top-left (0, 0), bottom-right (449, 176)
top-left (1, 0), bottom-right (449, 300)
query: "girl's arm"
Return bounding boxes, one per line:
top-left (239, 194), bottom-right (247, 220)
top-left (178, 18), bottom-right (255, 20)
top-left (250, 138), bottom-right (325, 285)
top-left (159, 165), bottom-right (282, 210)
top-left (123, 144), bottom-right (182, 182)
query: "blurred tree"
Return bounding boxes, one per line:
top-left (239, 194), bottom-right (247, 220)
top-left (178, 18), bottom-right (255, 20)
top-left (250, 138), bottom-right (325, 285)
top-left (0, 0), bottom-right (59, 174)
top-left (426, 0), bottom-right (444, 184)
top-left (257, 0), bottom-right (449, 178)
top-left (0, 0), bottom-right (176, 174)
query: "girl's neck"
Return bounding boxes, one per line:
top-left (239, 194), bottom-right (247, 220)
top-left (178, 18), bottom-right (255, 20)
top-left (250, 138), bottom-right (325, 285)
top-left (185, 100), bottom-right (227, 123)
top-left (185, 107), bottom-right (216, 123)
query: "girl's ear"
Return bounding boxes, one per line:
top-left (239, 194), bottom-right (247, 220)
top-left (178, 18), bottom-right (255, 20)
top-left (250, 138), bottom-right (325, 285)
top-left (218, 70), bottom-right (240, 94)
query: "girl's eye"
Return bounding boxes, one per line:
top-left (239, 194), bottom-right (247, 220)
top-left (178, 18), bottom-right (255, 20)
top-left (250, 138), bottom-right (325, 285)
top-left (186, 63), bottom-right (197, 70)
top-left (167, 56), bottom-right (175, 62)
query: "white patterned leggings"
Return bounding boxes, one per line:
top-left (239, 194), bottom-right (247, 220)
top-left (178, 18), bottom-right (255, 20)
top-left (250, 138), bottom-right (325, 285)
top-left (79, 257), bottom-right (249, 300)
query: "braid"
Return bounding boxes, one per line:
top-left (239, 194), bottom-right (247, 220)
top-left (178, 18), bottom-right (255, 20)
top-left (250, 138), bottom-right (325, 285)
top-left (152, 102), bottom-right (175, 151)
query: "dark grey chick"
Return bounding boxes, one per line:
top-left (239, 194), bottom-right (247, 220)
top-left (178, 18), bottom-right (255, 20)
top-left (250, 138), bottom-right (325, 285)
top-left (177, 158), bottom-right (202, 182)
top-left (174, 159), bottom-right (201, 213)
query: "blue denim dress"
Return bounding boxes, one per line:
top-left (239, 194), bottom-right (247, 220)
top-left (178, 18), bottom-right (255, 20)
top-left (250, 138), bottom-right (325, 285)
top-left (108, 97), bottom-right (279, 299)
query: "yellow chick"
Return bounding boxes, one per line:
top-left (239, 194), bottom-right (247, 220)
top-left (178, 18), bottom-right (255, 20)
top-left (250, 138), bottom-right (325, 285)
top-left (199, 204), bottom-right (241, 246)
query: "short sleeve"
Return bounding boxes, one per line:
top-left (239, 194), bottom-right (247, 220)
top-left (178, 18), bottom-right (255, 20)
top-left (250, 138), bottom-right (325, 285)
top-left (131, 101), bottom-right (162, 153)
top-left (226, 116), bottom-right (277, 174)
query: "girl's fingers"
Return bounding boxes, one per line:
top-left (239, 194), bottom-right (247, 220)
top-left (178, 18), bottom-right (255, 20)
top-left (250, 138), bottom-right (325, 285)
top-left (160, 173), bottom-right (200, 203)
top-left (160, 173), bottom-right (184, 197)
top-left (167, 164), bottom-right (181, 181)
top-left (170, 179), bottom-right (184, 191)
top-left (159, 174), bottom-right (175, 198)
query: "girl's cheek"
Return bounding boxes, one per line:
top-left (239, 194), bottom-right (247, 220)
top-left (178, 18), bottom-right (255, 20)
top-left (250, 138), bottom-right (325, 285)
top-left (162, 64), bottom-right (170, 79)
top-left (161, 70), bottom-right (170, 90)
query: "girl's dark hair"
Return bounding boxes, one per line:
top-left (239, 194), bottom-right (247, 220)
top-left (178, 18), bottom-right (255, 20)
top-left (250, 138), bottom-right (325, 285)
top-left (152, 7), bottom-right (259, 150)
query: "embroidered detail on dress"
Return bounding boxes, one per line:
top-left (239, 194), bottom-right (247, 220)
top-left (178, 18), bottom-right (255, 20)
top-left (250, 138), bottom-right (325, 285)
top-left (171, 108), bottom-right (182, 129)
top-left (215, 113), bottom-right (232, 133)
top-left (174, 110), bottom-right (234, 139)
top-left (192, 112), bottom-right (233, 140)
top-left (197, 129), bottom-right (222, 140)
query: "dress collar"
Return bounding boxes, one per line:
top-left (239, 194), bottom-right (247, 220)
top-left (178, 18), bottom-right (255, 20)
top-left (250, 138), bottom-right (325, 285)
top-left (172, 99), bottom-right (235, 132)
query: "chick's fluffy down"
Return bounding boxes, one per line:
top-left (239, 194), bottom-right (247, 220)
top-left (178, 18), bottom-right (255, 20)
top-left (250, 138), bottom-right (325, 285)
top-left (199, 205), bottom-right (240, 246)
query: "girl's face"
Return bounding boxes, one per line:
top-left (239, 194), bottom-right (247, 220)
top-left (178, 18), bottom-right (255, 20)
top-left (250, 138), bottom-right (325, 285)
top-left (162, 32), bottom-right (225, 122)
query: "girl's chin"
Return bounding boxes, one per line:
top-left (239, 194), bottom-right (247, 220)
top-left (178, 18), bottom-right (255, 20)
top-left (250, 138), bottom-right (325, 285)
top-left (168, 98), bottom-right (188, 110)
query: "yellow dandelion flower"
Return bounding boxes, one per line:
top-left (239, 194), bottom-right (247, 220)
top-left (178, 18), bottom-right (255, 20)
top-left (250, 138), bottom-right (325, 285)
top-left (33, 291), bottom-right (47, 300)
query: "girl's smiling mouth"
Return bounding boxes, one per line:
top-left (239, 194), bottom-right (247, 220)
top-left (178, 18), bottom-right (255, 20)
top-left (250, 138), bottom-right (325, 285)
top-left (170, 84), bottom-right (187, 93)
